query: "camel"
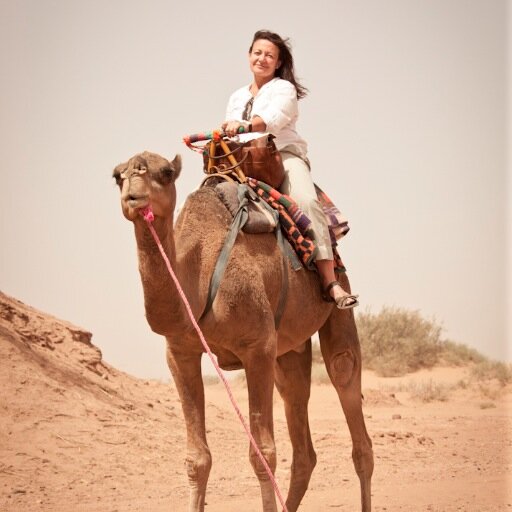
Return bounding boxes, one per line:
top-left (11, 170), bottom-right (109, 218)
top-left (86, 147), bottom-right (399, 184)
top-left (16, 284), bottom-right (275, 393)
top-left (112, 151), bottom-right (373, 512)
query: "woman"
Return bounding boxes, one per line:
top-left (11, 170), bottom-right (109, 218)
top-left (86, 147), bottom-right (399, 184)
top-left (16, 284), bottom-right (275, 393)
top-left (222, 30), bottom-right (358, 309)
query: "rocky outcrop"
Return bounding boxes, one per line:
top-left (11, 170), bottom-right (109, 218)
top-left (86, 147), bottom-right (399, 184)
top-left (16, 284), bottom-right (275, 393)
top-left (0, 291), bottom-right (104, 375)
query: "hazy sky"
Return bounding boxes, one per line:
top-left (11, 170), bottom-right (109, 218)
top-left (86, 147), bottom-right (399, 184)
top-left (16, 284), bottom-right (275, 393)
top-left (1, 1), bottom-right (509, 379)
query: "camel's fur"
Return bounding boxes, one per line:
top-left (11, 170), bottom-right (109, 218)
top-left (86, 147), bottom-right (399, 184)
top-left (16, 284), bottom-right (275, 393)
top-left (113, 151), bottom-right (373, 511)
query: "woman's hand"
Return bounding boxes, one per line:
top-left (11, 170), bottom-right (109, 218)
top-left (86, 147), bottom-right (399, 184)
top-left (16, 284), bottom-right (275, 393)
top-left (221, 120), bottom-right (251, 137)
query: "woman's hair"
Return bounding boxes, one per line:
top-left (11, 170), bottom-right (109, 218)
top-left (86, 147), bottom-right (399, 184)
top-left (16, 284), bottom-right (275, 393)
top-left (249, 30), bottom-right (308, 100)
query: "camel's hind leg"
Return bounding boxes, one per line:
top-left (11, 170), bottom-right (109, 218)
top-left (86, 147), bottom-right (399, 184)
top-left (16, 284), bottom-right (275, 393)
top-left (319, 301), bottom-right (373, 512)
top-left (166, 342), bottom-right (211, 512)
top-left (275, 339), bottom-right (317, 512)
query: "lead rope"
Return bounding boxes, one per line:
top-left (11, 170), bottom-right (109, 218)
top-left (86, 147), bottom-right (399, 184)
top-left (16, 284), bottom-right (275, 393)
top-left (140, 206), bottom-right (289, 512)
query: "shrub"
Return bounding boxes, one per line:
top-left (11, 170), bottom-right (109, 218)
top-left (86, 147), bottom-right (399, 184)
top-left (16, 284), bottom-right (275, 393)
top-left (356, 307), bottom-right (443, 376)
top-left (311, 307), bottom-right (497, 380)
top-left (407, 379), bottom-right (450, 402)
top-left (311, 363), bottom-right (331, 385)
top-left (439, 340), bottom-right (486, 366)
top-left (202, 374), bottom-right (219, 385)
top-left (470, 360), bottom-right (512, 386)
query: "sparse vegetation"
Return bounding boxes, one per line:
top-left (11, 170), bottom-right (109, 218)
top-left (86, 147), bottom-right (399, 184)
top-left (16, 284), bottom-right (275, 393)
top-left (311, 364), bottom-right (331, 385)
top-left (469, 360), bottom-right (512, 386)
top-left (406, 379), bottom-right (450, 402)
top-left (206, 307), bottom-right (510, 390)
top-left (203, 374), bottom-right (220, 385)
top-left (379, 379), bottom-right (461, 403)
top-left (357, 307), bottom-right (443, 376)
top-left (438, 340), bottom-right (486, 366)
top-left (308, 307), bottom-right (511, 389)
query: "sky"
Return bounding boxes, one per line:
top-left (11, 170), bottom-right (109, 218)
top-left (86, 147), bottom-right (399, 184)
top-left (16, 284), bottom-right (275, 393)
top-left (0, 0), bottom-right (509, 379)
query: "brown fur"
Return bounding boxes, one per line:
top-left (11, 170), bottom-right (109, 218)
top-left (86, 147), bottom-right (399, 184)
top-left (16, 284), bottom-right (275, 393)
top-left (113, 151), bottom-right (374, 512)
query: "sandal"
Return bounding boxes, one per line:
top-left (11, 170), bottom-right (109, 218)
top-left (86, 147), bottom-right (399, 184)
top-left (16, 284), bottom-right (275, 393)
top-left (322, 281), bottom-right (359, 310)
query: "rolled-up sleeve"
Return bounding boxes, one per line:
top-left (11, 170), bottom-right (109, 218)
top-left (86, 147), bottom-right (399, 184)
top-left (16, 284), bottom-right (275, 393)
top-left (252, 81), bottom-right (298, 134)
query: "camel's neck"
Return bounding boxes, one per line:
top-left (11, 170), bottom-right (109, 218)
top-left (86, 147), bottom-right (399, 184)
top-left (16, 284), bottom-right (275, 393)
top-left (134, 217), bottom-right (186, 335)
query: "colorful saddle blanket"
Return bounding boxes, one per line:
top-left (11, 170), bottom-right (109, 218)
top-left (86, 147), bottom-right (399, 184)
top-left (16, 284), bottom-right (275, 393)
top-left (246, 178), bottom-right (347, 273)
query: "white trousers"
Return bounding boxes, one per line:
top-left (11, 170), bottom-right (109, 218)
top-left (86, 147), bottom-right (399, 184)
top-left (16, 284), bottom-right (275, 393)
top-left (279, 151), bottom-right (333, 260)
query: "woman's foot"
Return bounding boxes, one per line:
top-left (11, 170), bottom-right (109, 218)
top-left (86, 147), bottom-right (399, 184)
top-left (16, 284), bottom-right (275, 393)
top-left (323, 281), bottom-right (359, 310)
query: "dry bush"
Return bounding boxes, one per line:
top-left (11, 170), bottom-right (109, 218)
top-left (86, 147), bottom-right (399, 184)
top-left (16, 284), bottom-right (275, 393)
top-left (311, 338), bottom-right (323, 365)
top-left (203, 374), bottom-right (220, 386)
top-left (356, 307), bottom-right (443, 376)
top-left (380, 379), bottom-right (455, 402)
top-left (406, 379), bottom-right (450, 402)
top-left (310, 363), bottom-right (330, 385)
top-left (439, 340), bottom-right (486, 366)
top-left (470, 360), bottom-right (512, 386)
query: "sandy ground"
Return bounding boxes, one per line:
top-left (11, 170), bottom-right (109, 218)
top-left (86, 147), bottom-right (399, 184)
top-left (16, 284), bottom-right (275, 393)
top-left (1, 291), bottom-right (511, 511)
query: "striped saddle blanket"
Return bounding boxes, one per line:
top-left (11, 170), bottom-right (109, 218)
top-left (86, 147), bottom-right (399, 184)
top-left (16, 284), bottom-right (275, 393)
top-left (214, 179), bottom-right (348, 272)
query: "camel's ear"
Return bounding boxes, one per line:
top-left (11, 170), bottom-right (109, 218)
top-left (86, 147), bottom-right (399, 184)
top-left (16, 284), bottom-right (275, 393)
top-left (170, 154), bottom-right (182, 180)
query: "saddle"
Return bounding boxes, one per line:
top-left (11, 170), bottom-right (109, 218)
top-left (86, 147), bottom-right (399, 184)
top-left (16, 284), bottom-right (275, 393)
top-left (184, 130), bottom-right (348, 327)
top-left (214, 181), bottom-right (277, 234)
top-left (202, 133), bottom-right (285, 189)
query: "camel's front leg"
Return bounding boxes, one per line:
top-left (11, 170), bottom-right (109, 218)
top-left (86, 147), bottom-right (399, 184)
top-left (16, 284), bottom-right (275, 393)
top-left (275, 339), bottom-right (316, 512)
top-left (244, 343), bottom-right (279, 512)
top-left (166, 341), bottom-right (211, 512)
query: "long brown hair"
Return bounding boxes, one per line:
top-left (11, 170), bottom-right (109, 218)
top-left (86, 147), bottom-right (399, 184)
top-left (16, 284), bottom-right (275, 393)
top-left (249, 30), bottom-right (308, 100)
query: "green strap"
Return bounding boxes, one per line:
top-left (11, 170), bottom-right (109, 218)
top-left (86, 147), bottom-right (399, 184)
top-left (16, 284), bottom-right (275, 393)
top-left (200, 184), bottom-right (296, 328)
top-left (200, 185), bottom-right (249, 321)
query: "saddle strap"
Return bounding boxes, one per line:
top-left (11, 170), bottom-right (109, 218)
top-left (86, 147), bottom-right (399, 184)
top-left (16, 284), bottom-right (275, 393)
top-left (200, 186), bottom-right (249, 322)
top-left (199, 185), bottom-right (292, 329)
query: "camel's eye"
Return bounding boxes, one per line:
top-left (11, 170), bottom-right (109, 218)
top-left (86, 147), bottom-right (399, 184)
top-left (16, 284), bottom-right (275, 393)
top-left (159, 166), bottom-right (174, 182)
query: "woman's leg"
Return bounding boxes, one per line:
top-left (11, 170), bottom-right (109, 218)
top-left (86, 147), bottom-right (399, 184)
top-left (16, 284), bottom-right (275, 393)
top-left (279, 152), bottom-right (333, 261)
top-left (316, 259), bottom-right (358, 308)
top-left (279, 152), bottom-right (358, 309)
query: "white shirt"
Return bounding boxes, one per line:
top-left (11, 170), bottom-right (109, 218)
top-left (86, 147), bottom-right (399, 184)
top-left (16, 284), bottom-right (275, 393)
top-left (225, 77), bottom-right (308, 158)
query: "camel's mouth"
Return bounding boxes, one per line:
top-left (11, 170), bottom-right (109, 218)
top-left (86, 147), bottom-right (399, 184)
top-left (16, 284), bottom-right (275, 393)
top-left (126, 196), bottom-right (149, 209)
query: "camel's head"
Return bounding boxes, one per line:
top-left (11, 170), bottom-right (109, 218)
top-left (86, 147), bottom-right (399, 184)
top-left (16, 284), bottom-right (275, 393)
top-left (113, 151), bottom-right (182, 221)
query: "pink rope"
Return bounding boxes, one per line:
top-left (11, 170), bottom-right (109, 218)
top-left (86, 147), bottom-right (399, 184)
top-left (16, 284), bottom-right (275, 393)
top-left (140, 206), bottom-right (288, 512)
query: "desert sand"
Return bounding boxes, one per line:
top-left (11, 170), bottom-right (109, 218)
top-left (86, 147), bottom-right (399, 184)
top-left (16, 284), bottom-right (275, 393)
top-left (1, 291), bottom-right (510, 511)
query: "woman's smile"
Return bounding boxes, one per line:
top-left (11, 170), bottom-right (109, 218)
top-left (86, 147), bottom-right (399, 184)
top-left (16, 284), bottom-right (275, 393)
top-left (249, 39), bottom-right (281, 83)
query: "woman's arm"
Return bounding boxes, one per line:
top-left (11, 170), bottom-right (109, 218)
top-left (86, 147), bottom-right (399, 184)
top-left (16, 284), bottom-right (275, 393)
top-left (253, 81), bottom-right (297, 134)
top-left (222, 115), bottom-right (266, 137)
top-left (222, 80), bottom-right (297, 136)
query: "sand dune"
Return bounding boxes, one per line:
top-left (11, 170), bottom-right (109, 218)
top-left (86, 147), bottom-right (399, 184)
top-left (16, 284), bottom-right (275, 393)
top-left (0, 291), bottom-right (510, 511)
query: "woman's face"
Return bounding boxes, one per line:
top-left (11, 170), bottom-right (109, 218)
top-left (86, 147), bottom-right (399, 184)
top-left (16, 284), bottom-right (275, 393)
top-left (248, 39), bottom-right (281, 82)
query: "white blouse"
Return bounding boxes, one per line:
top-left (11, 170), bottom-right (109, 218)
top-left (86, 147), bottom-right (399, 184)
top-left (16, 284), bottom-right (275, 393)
top-left (225, 77), bottom-right (308, 158)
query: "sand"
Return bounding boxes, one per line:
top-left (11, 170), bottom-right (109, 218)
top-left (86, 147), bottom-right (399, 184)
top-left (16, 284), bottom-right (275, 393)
top-left (1, 291), bottom-right (510, 511)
